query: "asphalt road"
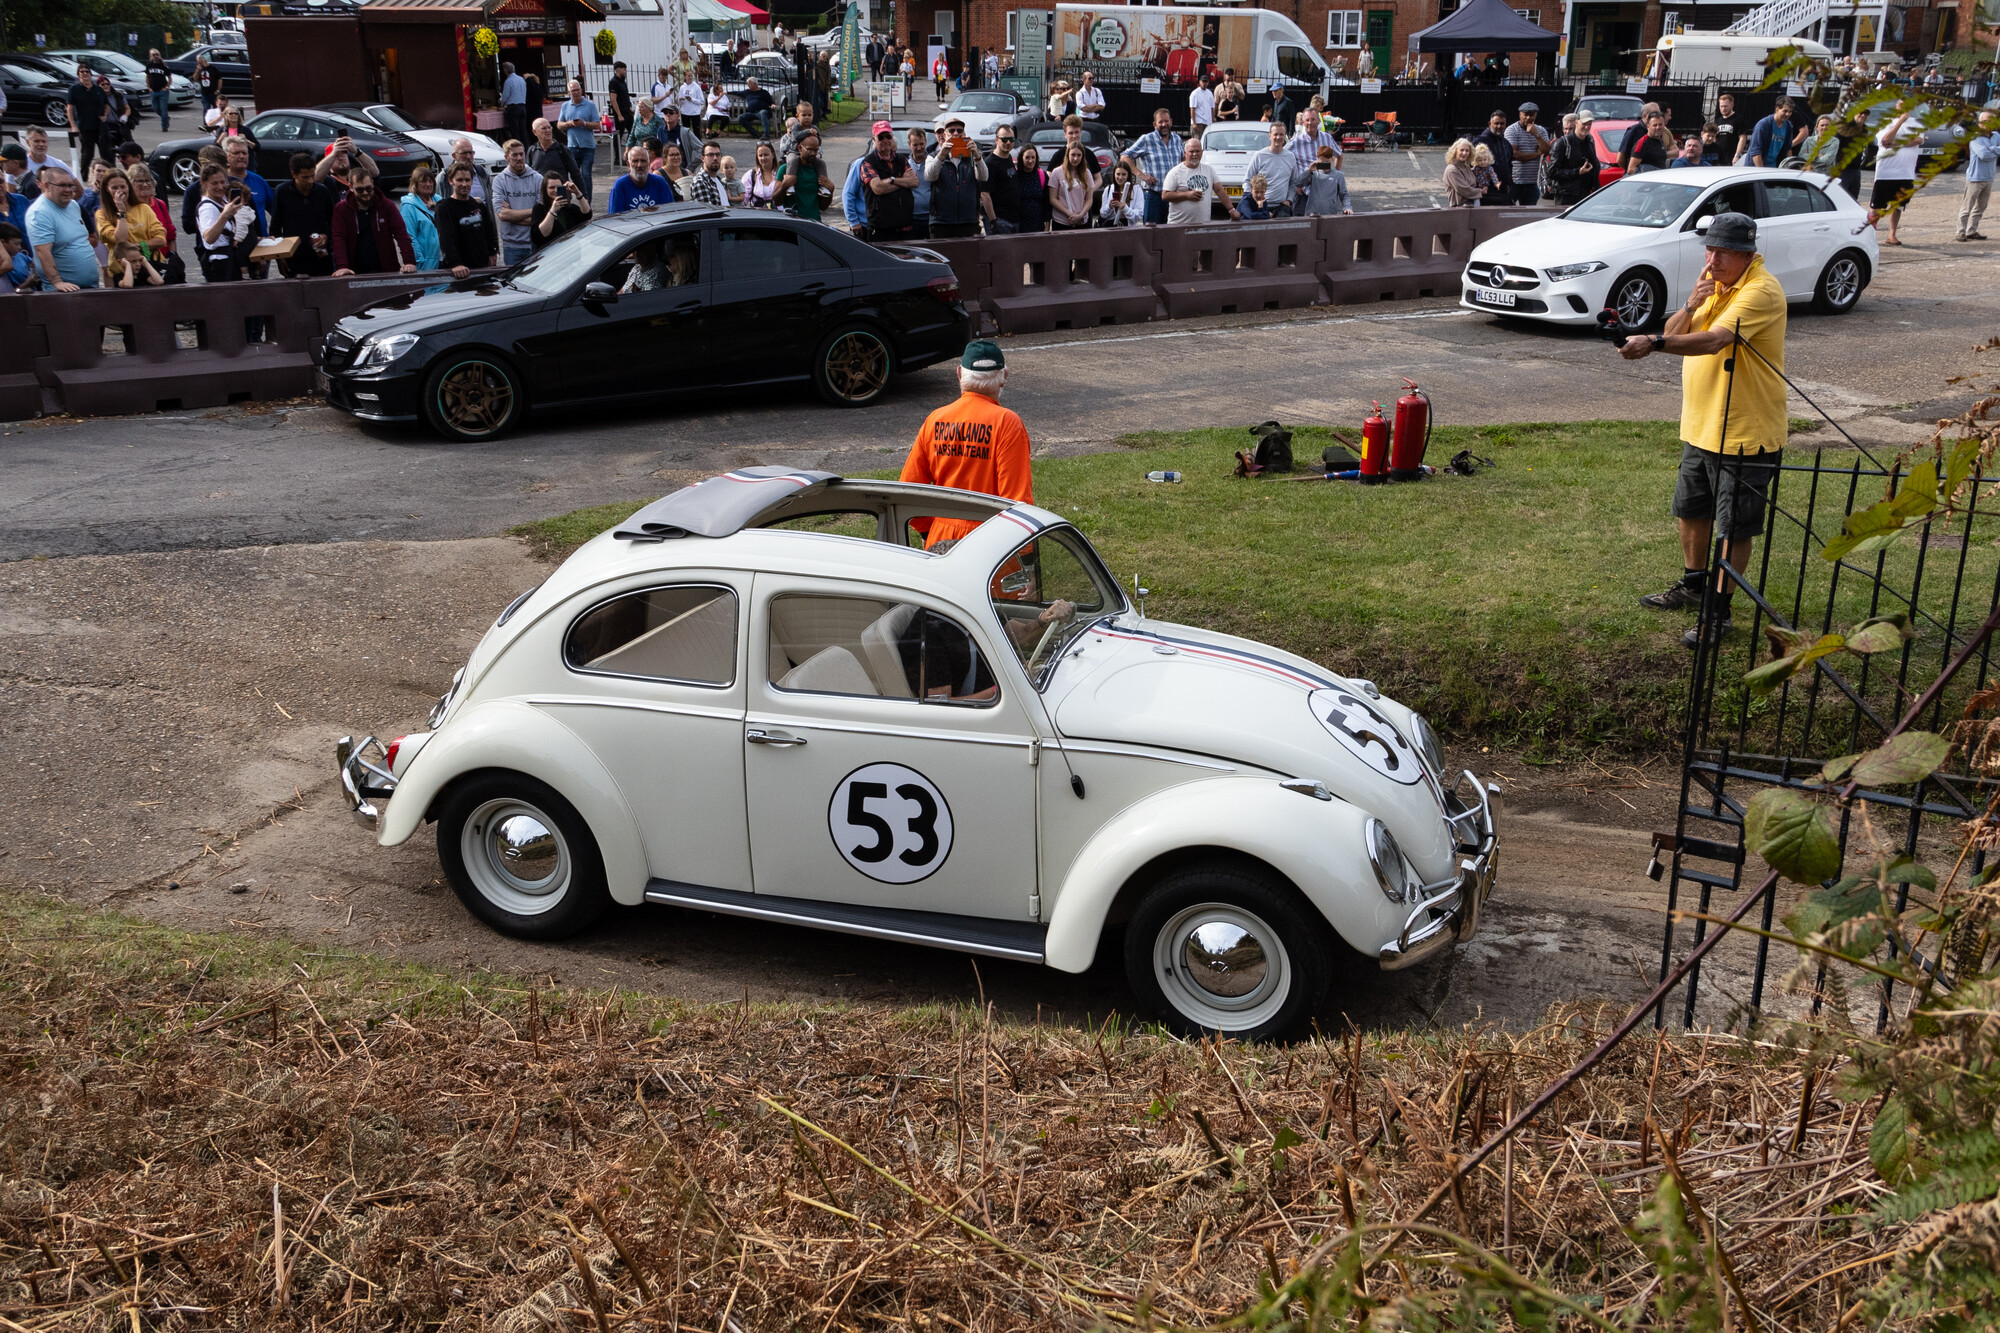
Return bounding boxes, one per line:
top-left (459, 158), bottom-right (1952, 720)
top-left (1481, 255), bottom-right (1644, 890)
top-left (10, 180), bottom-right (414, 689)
top-left (3, 171), bottom-right (1991, 562)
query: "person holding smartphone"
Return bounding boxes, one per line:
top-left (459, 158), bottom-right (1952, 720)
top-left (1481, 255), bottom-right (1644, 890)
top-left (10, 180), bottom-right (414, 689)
top-left (924, 117), bottom-right (987, 237)
top-left (531, 172), bottom-right (590, 250)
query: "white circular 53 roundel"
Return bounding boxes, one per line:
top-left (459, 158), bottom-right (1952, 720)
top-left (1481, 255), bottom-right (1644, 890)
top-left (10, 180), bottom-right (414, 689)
top-left (827, 763), bottom-right (955, 883)
top-left (1307, 688), bottom-right (1421, 785)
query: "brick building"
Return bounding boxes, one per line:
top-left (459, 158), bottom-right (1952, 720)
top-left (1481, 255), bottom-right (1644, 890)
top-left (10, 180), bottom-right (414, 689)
top-left (895, 0), bottom-right (1572, 84)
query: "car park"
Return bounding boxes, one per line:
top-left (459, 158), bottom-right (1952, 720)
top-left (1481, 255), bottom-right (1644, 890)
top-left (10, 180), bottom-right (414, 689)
top-left (317, 205), bottom-right (970, 440)
top-left (321, 102), bottom-right (504, 170)
top-left (147, 106), bottom-right (437, 194)
top-left (336, 467), bottom-right (1498, 1039)
top-left (0, 63), bottom-right (73, 128)
top-left (1462, 166), bottom-right (1877, 333)
top-left (163, 44), bottom-right (253, 98)
top-left (932, 90), bottom-right (1024, 146)
top-left (1020, 118), bottom-right (1121, 173)
top-left (41, 48), bottom-right (197, 106)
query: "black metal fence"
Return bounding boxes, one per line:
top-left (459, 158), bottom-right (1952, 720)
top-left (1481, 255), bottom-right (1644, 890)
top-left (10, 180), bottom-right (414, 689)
top-left (1657, 378), bottom-right (1999, 1032)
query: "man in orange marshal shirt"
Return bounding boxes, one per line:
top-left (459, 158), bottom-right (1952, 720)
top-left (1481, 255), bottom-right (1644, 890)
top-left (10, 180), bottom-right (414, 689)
top-left (898, 340), bottom-right (1034, 550)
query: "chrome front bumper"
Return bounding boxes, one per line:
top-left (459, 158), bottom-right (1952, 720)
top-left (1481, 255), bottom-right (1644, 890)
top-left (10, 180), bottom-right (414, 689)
top-left (1378, 769), bottom-right (1500, 970)
top-left (336, 735), bottom-right (397, 829)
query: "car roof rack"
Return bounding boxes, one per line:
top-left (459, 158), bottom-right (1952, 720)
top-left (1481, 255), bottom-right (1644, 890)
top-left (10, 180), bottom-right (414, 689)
top-left (613, 468), bottom-right (843, 542)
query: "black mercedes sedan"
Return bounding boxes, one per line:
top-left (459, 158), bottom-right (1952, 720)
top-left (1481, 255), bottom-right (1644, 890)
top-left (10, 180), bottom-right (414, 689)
top-left (319, 206), bottom-right (971, 441)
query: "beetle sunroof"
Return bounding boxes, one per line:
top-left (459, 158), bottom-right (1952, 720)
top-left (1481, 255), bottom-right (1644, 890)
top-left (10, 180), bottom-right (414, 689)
top-left (614, 468), bottom-right (843, 542)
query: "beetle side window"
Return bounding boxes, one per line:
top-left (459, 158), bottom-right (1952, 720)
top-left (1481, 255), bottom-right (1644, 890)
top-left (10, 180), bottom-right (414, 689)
top-left (768, 595), bottom-right (998, 704)
top-left (565, 585), bottom-right (738, 685)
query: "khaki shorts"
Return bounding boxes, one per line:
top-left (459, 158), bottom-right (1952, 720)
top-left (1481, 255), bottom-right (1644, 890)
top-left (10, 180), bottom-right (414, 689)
top-left (1672, 443), bottom-right (1779, 541)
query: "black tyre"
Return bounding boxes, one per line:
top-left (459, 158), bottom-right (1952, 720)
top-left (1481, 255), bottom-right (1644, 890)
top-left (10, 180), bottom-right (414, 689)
top-left (812, 323), bottom-right (894, 408)
top-left (436, 773), bottom-right (609, 940)
top-left (1607, 268), bottom-right (1665, 334)
top-left (1812, 249), bottom-right (1867, 315)
top-left (165, 151), bottom-right (202, 195)
top-left (1124, 861), bottom-right (1337, 1041)
top-left (421, 352), bottom-right (523, 442)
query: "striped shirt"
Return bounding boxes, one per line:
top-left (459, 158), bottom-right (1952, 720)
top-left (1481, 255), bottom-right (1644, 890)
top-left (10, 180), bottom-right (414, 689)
top-left (1288, 129), bottom-right (1343, 177)
top-left (1123, 129), bottom-right (1184, 189)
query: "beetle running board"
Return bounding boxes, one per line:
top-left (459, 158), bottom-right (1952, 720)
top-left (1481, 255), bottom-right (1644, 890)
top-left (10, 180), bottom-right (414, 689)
top-left (642, 880), bottom-right (1048, 963)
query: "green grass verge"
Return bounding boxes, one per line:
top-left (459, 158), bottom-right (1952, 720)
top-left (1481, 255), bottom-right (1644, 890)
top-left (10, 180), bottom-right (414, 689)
top-left (824, 96), bottom-right (869, 126)
top-left (510, 421), bottom-right (1758, 756)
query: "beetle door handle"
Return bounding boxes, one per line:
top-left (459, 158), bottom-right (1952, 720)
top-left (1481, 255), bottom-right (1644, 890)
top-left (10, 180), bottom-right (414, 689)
top-left (746, 728), bottom-right (807, 746)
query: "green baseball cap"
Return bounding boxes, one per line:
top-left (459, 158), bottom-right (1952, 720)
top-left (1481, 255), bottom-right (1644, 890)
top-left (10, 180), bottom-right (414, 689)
top-left (961, 339), bottom-right (1004, 371)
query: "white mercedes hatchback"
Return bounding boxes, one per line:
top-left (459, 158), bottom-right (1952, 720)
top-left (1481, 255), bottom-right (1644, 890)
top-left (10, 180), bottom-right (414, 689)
top-left (1462, 167), bottom-right (1878, 333)
top-left (338, 469), bottom-right (1497, 1039)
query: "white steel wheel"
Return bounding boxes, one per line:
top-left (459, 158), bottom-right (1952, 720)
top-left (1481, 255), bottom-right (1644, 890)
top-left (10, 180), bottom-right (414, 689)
top-left (1123, 862), bottom-right (1336, 1041)
top-left (1151, 902), bottom-right (1295, 1034)
top-left (436, 773), bottom-right (609, 939)
top-left (460, 798), bottom-right (572, 917)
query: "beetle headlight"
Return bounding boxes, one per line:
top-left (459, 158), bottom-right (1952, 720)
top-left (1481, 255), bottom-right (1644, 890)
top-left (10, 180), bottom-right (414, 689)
top-left (1366, 818), bottom-right (1412, 904)
top-left (353, 333), bottom-right (419, 370)
top-left (1544, 261), bottom-right (1609, 282)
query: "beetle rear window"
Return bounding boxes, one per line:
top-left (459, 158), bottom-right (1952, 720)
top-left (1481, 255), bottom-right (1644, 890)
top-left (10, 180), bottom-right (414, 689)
top-left (565, 585), bottom-right (738, 685)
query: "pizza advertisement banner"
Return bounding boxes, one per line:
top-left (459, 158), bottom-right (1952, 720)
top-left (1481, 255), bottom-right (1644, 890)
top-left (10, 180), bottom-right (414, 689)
top-left (1052, 9), bottom-right (1254, 85)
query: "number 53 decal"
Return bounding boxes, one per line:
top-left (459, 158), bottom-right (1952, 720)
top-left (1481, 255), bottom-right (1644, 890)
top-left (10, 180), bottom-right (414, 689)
top-left (828, 763), bottom-right (956, 884)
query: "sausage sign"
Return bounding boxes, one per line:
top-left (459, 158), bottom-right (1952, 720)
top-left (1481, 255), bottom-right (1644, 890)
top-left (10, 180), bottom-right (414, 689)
top-left (827, 763), bottom-right (956, 883)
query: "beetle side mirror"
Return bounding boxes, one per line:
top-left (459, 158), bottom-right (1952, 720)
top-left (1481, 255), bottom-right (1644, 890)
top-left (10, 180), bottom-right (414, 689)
top-left (583, 281), bottom-right (618, 303)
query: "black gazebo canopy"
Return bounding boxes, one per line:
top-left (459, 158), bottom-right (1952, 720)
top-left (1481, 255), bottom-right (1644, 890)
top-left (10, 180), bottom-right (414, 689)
top-left (1406, 0), bottom-right (1561, 54)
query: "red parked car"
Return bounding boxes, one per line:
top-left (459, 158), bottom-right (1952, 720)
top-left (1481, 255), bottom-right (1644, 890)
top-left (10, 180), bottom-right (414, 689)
top-left (1590, 119), bottom-right (1637, 187)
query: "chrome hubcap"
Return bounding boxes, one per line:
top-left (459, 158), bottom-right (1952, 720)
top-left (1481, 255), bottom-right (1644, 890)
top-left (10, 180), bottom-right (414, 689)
top-left (1826, 259), bottom-right (1858, 307)
top-left (1182, 921), bottom-right (1270, 998)
top-left (824, 332), bottom-right (890, 401)
top-left (438, 362), bottom-right (514, 435)
top-left (1615, 278), bottom-right (1655, 328)
top-left (461, 798), bottom-right (571, 916)
top-left (172, 156), bottom-right (200, 191)
top-left (1153, 903), bottom-right (1292, 1032)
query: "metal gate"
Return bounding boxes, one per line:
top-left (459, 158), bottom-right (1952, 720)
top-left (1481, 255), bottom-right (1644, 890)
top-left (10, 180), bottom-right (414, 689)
top-left (1655, 414), bottom-right (2000, 1030)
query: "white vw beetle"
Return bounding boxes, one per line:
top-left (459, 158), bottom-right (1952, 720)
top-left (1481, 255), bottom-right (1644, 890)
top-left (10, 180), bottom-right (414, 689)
top-left (338, 469), bottom-right (1497, 1038)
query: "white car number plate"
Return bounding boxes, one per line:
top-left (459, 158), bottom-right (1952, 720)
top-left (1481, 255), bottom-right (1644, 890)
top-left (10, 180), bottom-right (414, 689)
top-left (1474, 288), bottom-right (1517, 307)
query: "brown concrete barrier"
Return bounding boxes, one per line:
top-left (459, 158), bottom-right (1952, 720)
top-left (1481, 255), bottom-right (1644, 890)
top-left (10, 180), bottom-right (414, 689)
top-left (1151, 218), bottom-right (1324, 320)
top-left (961, 228), bottom-right (1164, 335)
top-left (7, 269), bottom-right (490, 421)
top-left (1316, 210), bottom-right (1475, 305)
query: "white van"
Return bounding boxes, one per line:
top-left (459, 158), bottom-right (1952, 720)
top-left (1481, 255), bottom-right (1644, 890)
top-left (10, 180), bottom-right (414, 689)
top-left (1650, 32), bottom-right (1833, 82)
top-left (1052, 5), bottom-right (1329, 94)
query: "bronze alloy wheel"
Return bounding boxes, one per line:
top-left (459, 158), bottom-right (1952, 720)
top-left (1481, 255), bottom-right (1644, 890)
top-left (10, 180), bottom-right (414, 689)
top-left (423, 356), bottom-right (523, 441)
top-left (816, 327), bottom-right (892, 407)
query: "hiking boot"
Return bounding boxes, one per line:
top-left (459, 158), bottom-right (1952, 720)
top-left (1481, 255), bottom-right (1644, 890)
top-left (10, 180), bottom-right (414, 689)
top-left (1640, 581), bottom-right (1704, 611)
top-left (1682, 617), bottom-right (1733, 649)
top-left (1969, 231), bottom-right (1990, 241)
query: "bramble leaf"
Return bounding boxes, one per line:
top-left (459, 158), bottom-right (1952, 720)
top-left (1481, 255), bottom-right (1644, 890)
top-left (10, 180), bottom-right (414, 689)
top-left (1845, 613), bottom-right (1916, 655)
top-left (1848, 731), bottom-right (1952, 787)
top-left (1744, 788), bottom-right (1843, 885)
top-left (1745, 634), bottom-right (1846, 695)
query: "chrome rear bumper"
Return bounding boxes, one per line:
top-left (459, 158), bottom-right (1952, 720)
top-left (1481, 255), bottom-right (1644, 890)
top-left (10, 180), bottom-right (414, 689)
top-left (1378, 770), bottom-right (1499, 970)
top-left (336, 735), bottom-right (397, 829)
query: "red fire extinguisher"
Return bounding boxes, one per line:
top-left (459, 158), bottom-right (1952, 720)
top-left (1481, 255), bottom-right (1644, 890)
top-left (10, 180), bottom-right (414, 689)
top-left (1389, 379), bottom-right (1432, 482)
top-left (1359, 402), bottom-right (1390, 486)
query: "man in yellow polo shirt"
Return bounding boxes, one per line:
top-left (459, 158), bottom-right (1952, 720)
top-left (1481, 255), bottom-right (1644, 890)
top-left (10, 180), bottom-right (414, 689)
top-left (1619, 212), bottom-right (1788, 648)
